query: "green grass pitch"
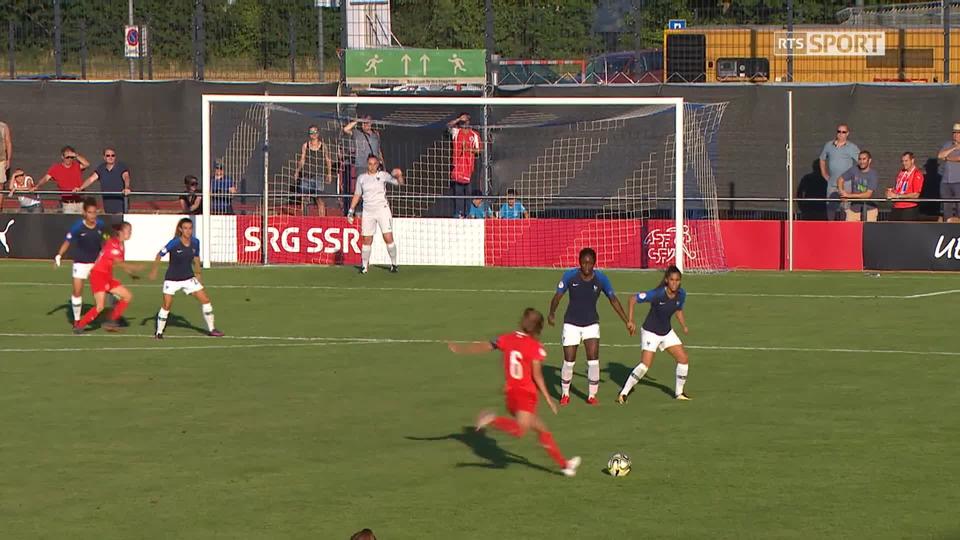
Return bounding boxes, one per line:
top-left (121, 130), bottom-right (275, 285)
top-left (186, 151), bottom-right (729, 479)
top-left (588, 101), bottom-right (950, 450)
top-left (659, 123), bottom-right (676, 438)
top-left (1, 261), bottom-right (959, 539)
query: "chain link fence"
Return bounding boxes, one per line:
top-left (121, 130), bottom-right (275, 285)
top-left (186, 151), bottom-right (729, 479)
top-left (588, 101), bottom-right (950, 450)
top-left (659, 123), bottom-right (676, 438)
top-left (3, 1), bottom-right (960, 84)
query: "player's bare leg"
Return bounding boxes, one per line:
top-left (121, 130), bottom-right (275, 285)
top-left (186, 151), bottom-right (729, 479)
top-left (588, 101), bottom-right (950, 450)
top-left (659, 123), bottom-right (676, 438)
top-left (526, 413), bottom-right (580, 476)
top-left (383, 231), bottom-right (398, 273)
top-left (559, 345), bottom-right (577, 406)
top-left (315, 196), bottom-right (326, 217)
top-left (617, 350), bottom-right (656, 403)
top-left (584, 338), bottom-right (601, 405)
top-left (101, 286), bottom-right (133, 332)
top-left (666, 344), bottom-right (691, 400)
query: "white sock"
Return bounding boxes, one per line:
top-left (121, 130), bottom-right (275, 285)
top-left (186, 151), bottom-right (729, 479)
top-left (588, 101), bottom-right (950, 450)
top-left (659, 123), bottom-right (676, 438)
top-left (361, 244), bottom-right (372, 269)
top-left (675, 363), bottom-right (689, 397)
top-left (560, 361), bottom-right (575, 397)
top-left (587, 360), bottom-right (600, 398)
top-left (156, 308), bottom-right (169, 334)
top-left (620, 363), bottom-right (649, 396)
top-left (71, 296), bottom-right (83, 321)
top-left (201, 303), bottom-right (215, 332)
top-left (386, 242), bottom-right (398, 265)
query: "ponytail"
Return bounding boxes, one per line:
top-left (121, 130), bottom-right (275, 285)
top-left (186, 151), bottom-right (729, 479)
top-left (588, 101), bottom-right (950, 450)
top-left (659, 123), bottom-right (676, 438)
top-left (659, 265), bottom-right (682, 288)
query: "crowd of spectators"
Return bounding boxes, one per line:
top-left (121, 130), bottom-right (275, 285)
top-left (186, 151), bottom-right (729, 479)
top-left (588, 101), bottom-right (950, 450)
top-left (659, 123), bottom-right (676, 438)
top-left (4, 115), bottom-right (958, 221)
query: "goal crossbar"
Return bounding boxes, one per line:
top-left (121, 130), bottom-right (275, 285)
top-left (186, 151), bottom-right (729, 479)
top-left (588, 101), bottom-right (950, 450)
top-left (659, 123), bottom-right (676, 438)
top-left (199, 94), bottom-right (685, 270)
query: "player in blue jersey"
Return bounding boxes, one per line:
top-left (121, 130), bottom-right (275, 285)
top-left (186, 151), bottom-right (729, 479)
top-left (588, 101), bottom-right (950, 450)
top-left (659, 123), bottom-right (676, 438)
top-left (53, 198), bottom-right (106, 324)
top-left (147, 217), bottom-right (224, 338)
top-left (616, 265), bottom-right (691, 402)
top-left (547, 247), bottom-right (632, 406)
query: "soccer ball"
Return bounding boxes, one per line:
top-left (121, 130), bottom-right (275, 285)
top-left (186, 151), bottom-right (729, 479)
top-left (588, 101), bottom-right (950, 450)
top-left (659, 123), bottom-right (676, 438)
top-left (607, 453), bottom-right (632, 477)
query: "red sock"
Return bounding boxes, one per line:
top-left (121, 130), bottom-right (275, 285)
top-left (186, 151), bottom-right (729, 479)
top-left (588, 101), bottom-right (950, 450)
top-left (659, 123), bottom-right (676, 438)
top-left (109, 300), bottom-right (129, 321)
top-left (75, 308), bottom-right (100, 328)
top-left (538, 431), bottom-right (567, 468)
top-left (490, 416), bottom-right (524, 437)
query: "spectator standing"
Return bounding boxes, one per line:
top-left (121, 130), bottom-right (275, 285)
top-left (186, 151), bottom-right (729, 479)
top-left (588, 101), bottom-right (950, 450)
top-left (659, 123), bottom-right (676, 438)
top-left (179, 175), bottom-right (202, 215)
top-left (343, 115), bottom-right (384, 212)
top-left (447, 113), bottom-right (481, 218)
top-left (211, 162), bottom-right (236, 215)
top-left (819, 124), bottom-right (860, 221)
top-left (838, 150), bottom-right (879, 222)
top-left (7, 168), bottom-right (42, 213)
top-left (887, 152), bottom-right (924, 221)
top-left (34, 146), bottom-right (89, 213)
top-left (466, 189), bottom-right (493, 218)
top-left (77, 147), bottom-right (132, 214)
top-left (937, 122), bottom-right (960, 222)
top-left (499, 188), bottom-right (528, 219)
top-left (0, 120), bottom-right (11, 184)
top-left (294, 125), bottom-right (333, 216)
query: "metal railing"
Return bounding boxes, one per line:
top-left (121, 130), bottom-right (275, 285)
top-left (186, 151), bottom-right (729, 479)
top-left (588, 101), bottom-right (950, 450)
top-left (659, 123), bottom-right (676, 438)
top-left (10, 191), bottom-right (960, 223)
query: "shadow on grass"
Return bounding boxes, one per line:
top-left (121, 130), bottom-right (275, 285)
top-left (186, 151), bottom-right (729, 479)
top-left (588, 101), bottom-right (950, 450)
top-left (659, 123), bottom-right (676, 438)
top-left (137, 313), bottom-right (208, 335)
top-left (406, 426), bottom-right (559, 476)
top-left (48, 301), bottom-right (127, 331)
top-left (606, 361), bottom-right (674, 399)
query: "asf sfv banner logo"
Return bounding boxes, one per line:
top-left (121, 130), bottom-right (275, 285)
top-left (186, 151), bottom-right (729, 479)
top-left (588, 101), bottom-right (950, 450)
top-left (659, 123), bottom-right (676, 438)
top-left (774, 31), bottom-right (885, 56)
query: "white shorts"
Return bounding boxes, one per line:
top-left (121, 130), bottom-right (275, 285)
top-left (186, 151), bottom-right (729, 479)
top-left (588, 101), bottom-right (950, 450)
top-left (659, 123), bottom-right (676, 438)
top-left (561, 323), bottom-right (600, 347)
top-left (162, 278), bottom-right (204, 296)
top-left (641, 328), bottom-right (682, 353)
top-left (72, 262), bottom-right (94, 280)
top-left (361, 207), bottom-right (393, 237)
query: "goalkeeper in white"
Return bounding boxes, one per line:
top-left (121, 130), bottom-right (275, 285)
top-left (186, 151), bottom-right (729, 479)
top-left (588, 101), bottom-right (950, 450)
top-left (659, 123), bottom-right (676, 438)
top-left (347, 154), bottom-right (404, 274)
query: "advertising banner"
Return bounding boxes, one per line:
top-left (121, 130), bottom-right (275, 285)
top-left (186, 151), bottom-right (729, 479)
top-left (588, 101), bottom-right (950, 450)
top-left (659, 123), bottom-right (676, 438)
top-left (864, 223), bottom-right (960, 271)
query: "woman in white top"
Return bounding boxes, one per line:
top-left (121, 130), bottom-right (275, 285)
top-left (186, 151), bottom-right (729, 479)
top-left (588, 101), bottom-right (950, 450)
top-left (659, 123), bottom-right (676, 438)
top-left (7, 168), bottom-right (43, 213)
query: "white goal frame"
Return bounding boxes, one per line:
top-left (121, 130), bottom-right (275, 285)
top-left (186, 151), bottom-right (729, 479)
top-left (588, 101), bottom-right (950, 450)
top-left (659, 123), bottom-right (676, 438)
top-left (200, 94), bottom-right (685, 270)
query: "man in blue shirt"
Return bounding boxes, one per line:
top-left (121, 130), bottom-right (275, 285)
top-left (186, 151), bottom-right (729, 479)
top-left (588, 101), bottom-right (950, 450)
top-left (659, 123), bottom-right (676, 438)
top-left (548, 247), bottom-right (631, 405)
top-left (466, 190), bottom-right (492, 218)
top-left (211, 162), bottom-right (236, 214)
top-left (53, 198), bottom-right (105, 323)
top-left (498, 188), bottom-right (528, 219)
top-left (77, 147), bottom-right (132, 214)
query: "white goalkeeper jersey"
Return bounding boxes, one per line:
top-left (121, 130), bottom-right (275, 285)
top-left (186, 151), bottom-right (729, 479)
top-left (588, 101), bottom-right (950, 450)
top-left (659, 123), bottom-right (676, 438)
top-left (355, 171), bottom-right (399, 211)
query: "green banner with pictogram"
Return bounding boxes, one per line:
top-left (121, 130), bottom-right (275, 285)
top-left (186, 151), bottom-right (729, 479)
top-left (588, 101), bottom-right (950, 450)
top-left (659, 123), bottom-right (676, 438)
top-left (345, 48), bottom-right (486, 84)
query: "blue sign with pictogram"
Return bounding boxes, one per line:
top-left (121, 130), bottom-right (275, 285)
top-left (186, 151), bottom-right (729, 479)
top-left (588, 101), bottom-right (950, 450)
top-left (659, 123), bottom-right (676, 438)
top-left (668, 19), bottom-right (687, 30)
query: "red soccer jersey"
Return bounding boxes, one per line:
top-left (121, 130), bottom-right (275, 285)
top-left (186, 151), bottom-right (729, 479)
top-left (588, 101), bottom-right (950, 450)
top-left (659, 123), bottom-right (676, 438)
top-left (46, 162), bottom-right (84, 202)
top-left (92, 237), bottom-right (124, 276)
top-left (451, 127), bottom-right (480, 184)
top-left (494, 331), bottom-right (547, 396)
top-left (893, 167), bottom-right (924, 209)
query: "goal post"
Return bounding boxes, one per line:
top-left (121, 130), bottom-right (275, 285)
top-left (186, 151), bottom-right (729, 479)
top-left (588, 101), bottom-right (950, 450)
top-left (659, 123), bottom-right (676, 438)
top-left (200, 94), bottom-right (716, 272)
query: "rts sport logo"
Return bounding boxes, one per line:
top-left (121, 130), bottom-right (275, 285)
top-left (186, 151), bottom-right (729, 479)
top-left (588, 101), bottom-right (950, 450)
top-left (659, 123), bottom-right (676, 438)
top-left (242, 225), bottom-right (361, 255)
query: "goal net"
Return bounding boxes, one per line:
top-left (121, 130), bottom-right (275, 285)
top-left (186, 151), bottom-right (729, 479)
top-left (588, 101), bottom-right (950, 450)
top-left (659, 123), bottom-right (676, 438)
top-left (200, 95), bottom-right (728, 272)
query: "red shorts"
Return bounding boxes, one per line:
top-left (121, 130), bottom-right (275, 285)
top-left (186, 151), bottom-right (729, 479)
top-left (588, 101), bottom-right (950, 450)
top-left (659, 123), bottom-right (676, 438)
top-left (505, 391), bottom-right (538, 415)
top-left (89, 273), bottom-right (121, 294)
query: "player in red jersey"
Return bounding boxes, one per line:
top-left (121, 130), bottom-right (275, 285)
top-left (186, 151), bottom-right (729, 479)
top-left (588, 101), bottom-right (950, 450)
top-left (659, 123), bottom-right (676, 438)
top-left (73, 222), bottom-right (143, 334)
top-left (448, 308), bottom-right (582, 477)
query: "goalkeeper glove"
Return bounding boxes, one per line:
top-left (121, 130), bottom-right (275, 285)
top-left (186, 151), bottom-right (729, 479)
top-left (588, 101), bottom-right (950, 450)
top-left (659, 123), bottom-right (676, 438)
top-left (54, 254), bottom-right (62, 267)
top-left (347, 209), bottom-right (355, 224)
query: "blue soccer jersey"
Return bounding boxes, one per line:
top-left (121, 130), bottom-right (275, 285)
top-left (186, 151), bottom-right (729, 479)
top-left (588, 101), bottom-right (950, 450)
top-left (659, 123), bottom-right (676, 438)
top-left (635, 287), bottom-right (686, 335)
top-left (65, 218), bottom-right (105, 263)
top-left (160, 237), bottom-right (200, 281)
top-left (556, 268), bottom-right (616, 326)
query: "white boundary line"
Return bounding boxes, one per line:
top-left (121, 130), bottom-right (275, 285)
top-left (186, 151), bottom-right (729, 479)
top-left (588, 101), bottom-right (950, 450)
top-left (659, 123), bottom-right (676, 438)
top-left (1, 281), bottom-right (958, 300)
top-left (0, 333), bottom-right (958, 357)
